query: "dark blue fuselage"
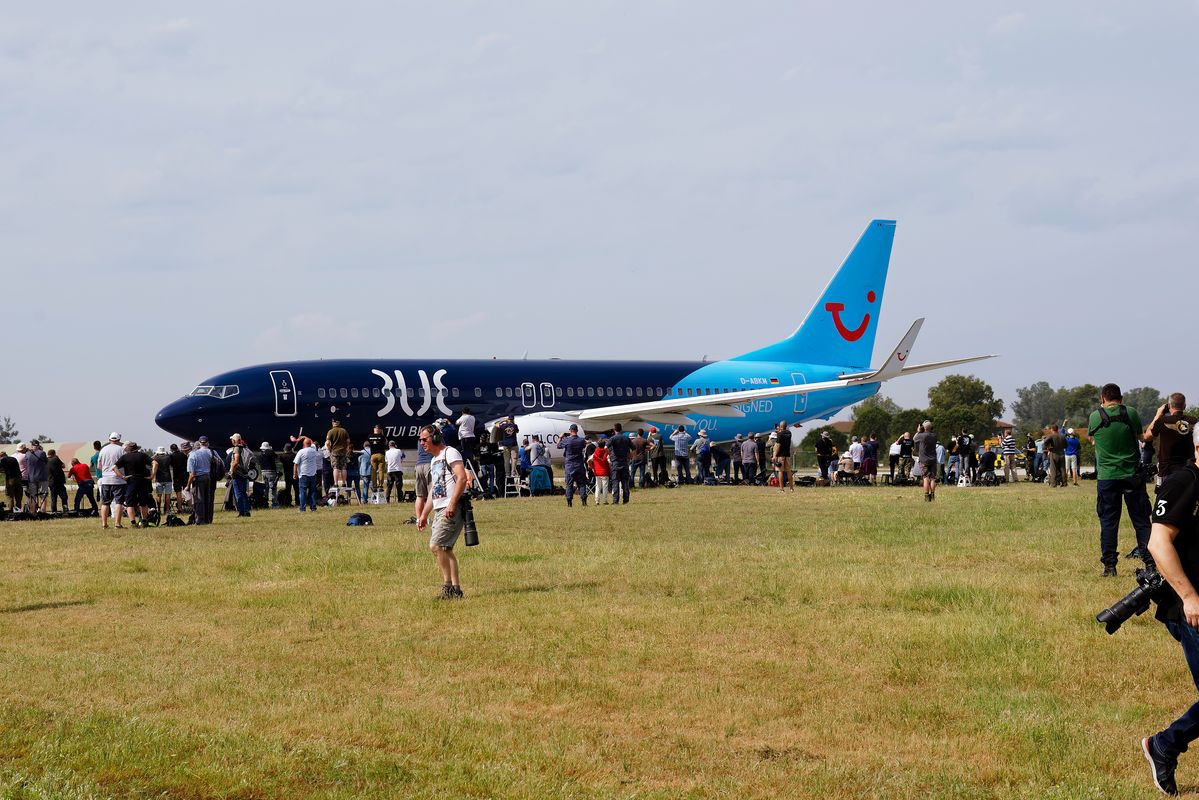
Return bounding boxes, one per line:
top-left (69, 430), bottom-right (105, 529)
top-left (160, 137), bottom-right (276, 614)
top-left (155, 358), bottom-right (876, 448)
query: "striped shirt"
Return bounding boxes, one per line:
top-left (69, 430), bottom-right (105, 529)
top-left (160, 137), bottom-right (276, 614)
top-left (1000, 434), bottom-right (1018, 455)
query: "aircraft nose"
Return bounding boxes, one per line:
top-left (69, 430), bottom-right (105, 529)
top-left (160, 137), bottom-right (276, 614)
top-left (155, 397), bottom-right (198, 438)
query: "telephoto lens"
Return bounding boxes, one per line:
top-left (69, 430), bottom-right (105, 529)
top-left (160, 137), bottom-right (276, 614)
top-left (462, 498), bottom-right (479, 547)
top-left (1096, 567), bottom-right (1165, 634)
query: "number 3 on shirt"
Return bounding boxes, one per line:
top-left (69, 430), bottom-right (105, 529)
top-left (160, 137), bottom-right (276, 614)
top-left (1157, 499), bottom-right (1168, 517)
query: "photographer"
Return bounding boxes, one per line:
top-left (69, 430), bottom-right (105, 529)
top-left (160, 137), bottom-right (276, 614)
top-left (1089, 383), bottom-right (1152, 575)
top-left (1145, 393), bottom-right (1198, 483)
top-left (416, 423), bottom-right (468, 600)
top-left (1141, 427), bottom-right (1199, 796)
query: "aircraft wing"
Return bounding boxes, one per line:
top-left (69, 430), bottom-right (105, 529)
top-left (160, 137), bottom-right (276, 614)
top-left (573, 320), bottom-right (995, 426)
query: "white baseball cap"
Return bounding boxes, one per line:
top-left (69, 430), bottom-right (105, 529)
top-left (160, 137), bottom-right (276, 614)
top-left (109, 432), bottom-right (121, 441)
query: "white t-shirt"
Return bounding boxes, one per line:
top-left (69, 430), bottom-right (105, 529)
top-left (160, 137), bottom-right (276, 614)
top-left (888, 442), bottom-right (901, 457)
top-left (849, 441), bottom-right (864, 463)
top-left (98, 442), bottom-right (127, 485)
top-left (457, 414), bottom-right (476, 439)
top-left (429, 446), bottom-right (463, 511)
top-left (385, 447), bottom-right (406, 472)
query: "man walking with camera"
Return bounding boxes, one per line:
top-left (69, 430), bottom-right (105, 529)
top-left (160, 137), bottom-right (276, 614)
top-left (416, 423), bottom-right (468, 600)
top-left (1142, 426), bottom-right (1199, 795)
top-left (1089, 383), bottom-right (1152, 575)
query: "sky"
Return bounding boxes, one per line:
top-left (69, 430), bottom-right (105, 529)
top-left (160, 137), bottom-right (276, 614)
top-left (2, 2), bottom-right (1197, 446)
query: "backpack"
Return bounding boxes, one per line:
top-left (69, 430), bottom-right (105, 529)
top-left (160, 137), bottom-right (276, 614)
top-left (209, 450), bottom-right (227, 481)
top-left (232, 446), bottom-right (252, 479)
top-left (1089, 404), bottom-right (1133, 436)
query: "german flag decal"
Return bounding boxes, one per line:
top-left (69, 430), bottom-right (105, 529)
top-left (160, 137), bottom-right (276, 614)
top-left (769, 377), bottom-right (779, 384)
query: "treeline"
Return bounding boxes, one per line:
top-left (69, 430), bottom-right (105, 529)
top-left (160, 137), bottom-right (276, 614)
top-left (1010, 382), bottom-right (1195, 436)
top-left (793, 374), bottom-right (1002, 467)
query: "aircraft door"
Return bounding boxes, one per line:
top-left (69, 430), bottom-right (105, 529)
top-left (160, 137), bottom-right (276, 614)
top-left (539, 382), bottom-right (555, 409)
top-left (521, 382), bottom-right (537, 409)
top-left (790, 372), bottom-right (808, 414)
top-left (271, 370), bottom-right (298, 417)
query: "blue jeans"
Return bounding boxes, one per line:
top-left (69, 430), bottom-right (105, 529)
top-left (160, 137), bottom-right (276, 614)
top-left (230, 476), bottom-right (251, 516)
top-left (74, 479), bottom-right (97, 512)
top-left (611, 466), bottom-right (630, 503)
top-left (1154, 619), bottom-right (1199, 760)
top-left (675, 457), bottom-right (691, 484)
top-left (631, 460), bottom-right (646, 489)
top-left (1097, 477), bottom-right (1151, 567)
top-left (564, 466), bottom-right (589, 505)
top-left (298, 475), bottom-right (318, 511)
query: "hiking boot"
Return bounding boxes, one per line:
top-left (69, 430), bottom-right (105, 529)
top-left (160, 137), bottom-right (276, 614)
top-left (436, 584), bottom-right (455, 601)
top-left (1103, 565), bottom-right (1118, 577)
top-left (1142, 736), bottom-right (1179, 796)
top-left (450, 585), bottom-right (464, 599)
top-left (1126, 547), bottom-right (1147, 561)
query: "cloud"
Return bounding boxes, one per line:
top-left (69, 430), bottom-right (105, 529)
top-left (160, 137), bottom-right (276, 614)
top-left (989, 12), bottom-right (1027, 36)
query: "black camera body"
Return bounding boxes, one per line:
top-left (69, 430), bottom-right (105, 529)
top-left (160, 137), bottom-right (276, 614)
top-left (1097, 567), bottom-right (1167, 634)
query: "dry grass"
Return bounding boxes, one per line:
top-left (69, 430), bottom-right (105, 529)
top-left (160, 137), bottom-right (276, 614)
top-left (0, 483), bottom-right (1183, 798)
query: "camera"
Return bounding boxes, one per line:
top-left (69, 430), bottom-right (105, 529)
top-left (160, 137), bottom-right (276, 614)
top-left (1096, 566), bottom-right (1166, 634)
top-left (461, 496), bottom-right (479, 547)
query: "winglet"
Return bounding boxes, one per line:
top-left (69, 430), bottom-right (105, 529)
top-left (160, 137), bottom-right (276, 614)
top-left (853, 318), bottom-right (923, 384)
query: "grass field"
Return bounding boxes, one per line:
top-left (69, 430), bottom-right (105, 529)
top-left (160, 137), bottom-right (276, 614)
top-left (0, 482), bottom-right (1183, 799)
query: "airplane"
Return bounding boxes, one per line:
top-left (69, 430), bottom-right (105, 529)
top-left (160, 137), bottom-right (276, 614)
top-left (155, 220), bottom-right (994, 457)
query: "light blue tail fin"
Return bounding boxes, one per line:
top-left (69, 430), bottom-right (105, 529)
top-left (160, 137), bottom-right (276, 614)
top-left (731, 219), bottom-right (895, 368)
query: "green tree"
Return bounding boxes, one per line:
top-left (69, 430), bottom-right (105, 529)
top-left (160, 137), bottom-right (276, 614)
top-left (891, 408), bottom-right (927, 441)
top-left (851, 404), bottom-right (893, 441)
top-left (1061, 384), bottom-right (1102, 429)
top-left (1012, 381), bottom-right (1064, 435)
top-left (852, 395), bottom-right (901, 418)
top-left (1123, 386), bottom-right (1164, 423)
top-left (0, 416), bottom-right (17, 444)
top-left (926, 374), bottom-right (1003, 439)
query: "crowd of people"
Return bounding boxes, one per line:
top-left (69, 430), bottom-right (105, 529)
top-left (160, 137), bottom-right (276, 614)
top-left (0, 407), bottom-right (1160, 524)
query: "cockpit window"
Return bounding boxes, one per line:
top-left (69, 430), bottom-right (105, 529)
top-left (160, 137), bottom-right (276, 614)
top-left (191, 385), bottom-right (239, 399)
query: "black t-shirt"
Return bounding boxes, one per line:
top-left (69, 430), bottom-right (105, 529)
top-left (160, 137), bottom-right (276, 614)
top-left (1151, 465), bottom-right (1199, 621)
top-left (367, 434), bottom-right (387, 456)
top-left (1152, 413), bottom-right (1198, 471)
top-left (957, 435), bottom-right (973, 456)
top-left (117, 451), bottom-right (152, 479)
top-left (775, 429), bottom-right (792, 458)
top-left (47, 455), bottom-right (66, 485)
top-left (170, 451), bottom-right (189, 484)
top-left (979, 451), bottom-right (997, 470)
top-left (0, 455), bottom-right (19, 482)
top-left (815, 437), bottom-right (834, 457)
top-left (898, 438), bottom-right (913, 457)
top-left (258, 449), bottom-right (277, 472)
top-left (151, 453), bottom-right (172, 482)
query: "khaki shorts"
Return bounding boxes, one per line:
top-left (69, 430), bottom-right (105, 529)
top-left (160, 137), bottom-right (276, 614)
top-left (775, 456), bottom-right (792, 473)
top-left (415, 463), bottom-right (431, 498)
top-left (429, 503), bottom-right (465, 550)
top-left (331, 452), bottom-right (348, 470)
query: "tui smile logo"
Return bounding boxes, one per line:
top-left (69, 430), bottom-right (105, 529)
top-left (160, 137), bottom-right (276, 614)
top-left (825, 290), bottom-right (876, 342)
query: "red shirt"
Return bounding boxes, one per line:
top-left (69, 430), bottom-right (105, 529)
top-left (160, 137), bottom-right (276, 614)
top-left (69, 463), bottom-right (92, 482)
top-left (591, 447), bottom-right (610, 476)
